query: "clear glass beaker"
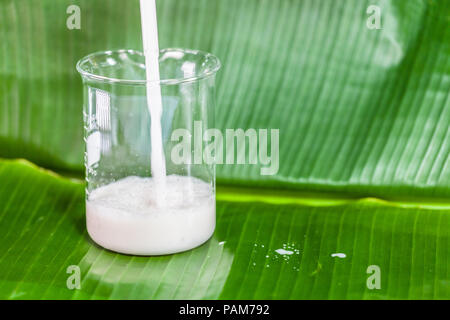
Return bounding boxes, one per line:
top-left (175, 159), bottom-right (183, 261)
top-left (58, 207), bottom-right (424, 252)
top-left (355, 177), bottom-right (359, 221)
top-left (76, 48), bottom-right (221, 255)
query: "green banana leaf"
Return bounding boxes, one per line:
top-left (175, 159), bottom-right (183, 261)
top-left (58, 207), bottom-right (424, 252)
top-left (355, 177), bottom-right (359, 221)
top-left (0, 159), bottom-right (448, 299)
top-left (0, 0), bottom-right (449, 300)
top-left (0, 0), bottom-right (448, 198)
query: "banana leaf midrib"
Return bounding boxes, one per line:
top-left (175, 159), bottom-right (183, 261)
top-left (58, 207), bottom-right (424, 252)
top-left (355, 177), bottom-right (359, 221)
top-left (6, 158), bottom-right (450, 210)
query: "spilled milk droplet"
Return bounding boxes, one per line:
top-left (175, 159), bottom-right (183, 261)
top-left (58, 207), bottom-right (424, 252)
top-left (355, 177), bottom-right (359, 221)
top-left (331, 253), bottom-right (346, 258)
top-left (275, 249), bottom-right (294, 255)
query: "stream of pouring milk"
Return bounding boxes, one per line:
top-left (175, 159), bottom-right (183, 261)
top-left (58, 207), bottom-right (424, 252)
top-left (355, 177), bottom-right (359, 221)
top-left (139, 0), bottom-right (166, 185)
top-left (85, 0), bottom-right (215, 255)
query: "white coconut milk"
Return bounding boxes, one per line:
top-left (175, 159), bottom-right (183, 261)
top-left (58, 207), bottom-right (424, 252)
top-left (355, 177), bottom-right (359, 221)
top-left (86, 175), bottom-right (215, 255)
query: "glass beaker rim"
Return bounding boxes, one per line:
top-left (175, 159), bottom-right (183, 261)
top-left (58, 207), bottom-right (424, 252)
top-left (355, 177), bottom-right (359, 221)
top-left (76, 48), bottom-right (221, 86)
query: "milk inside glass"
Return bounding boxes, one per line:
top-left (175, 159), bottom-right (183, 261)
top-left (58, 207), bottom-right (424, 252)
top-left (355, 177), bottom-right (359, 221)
top-left (86, 175), bottom-right (215, 255)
